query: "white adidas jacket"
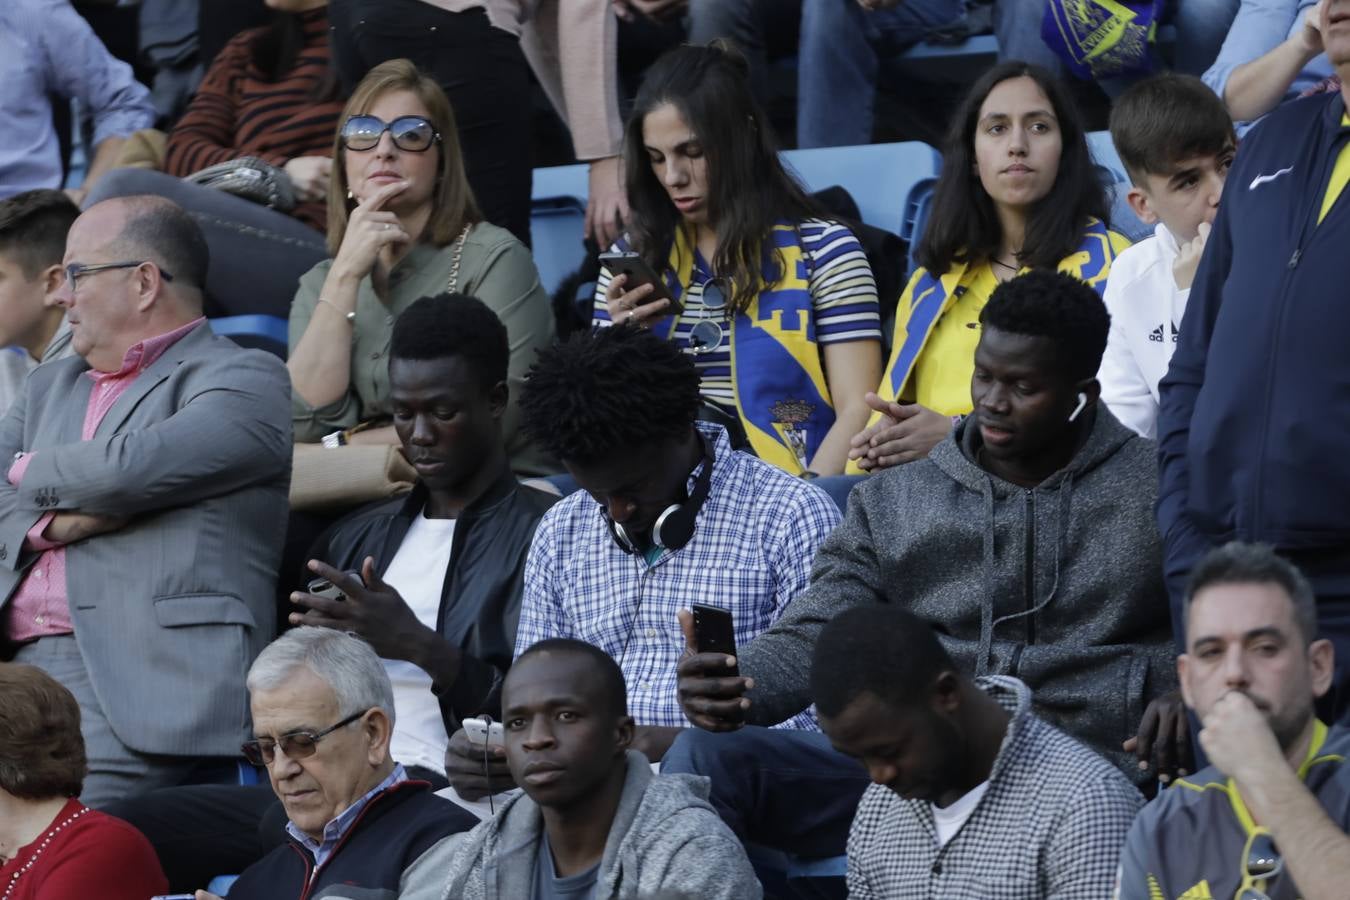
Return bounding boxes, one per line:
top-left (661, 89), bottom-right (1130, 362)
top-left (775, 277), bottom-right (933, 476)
top-left (1098, 223), bottom-right (1190, 440)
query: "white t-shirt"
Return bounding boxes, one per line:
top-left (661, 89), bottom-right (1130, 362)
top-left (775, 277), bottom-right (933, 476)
top-left (382, 510), bottom-right (457, 775)
top-left (931, 781), bottom-right (990, 848)
top-left (1098, 222), bottom-right (1190, 440)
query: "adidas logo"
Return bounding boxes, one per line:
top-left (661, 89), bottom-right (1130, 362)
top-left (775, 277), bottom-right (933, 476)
top-left (1172, 320), bottom-right (1180, 343)
top-left (1148, 324), bottom-right (1165, 343)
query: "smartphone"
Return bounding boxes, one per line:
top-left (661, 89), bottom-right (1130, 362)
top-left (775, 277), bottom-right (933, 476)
top-left (306, 571), bottom-right (363, 602)
top-left (691, 604), bottom-right (738, 675)
top-left (598, 251), bottom-right (681, 316)
top-left (464, 716), bottom-right (505, 748)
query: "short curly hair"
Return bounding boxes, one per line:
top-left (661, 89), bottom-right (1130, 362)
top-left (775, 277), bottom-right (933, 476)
top-left (979, 270), bottom-right (1111, 382)
top-left (389, 293), bottom-right (509, 390)
top-left (0, 663), bottom-right (87, 799)
top-left (518, 325), bottom-right (701, 464)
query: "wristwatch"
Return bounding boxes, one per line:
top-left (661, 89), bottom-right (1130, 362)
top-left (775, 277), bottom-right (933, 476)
top-left (321, 429), bottom-right (347, 449)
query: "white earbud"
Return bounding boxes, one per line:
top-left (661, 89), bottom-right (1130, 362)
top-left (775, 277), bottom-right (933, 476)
top-left (1068, 392), bottom-right (1088, 423)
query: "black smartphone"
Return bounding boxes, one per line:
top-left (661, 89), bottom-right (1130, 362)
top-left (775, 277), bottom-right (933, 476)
top-left (598, 251), bottom-right (682, 316)
top-left (691, 604), bottom-right (738, 675)
top-left (306, 571), bottom-right (363, 602)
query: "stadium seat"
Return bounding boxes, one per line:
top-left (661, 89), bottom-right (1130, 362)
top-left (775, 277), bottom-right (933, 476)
top-left (210, 314), bottom-right (288, 359)
top-left (530, 195), bottom-right (588, 298)
top-left (207, 874), bottom-right (238, 895)
top-left (781, 142), bottom-right (942, 237)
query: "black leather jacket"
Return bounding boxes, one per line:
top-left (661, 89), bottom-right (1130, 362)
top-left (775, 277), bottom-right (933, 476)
top-left (309, 465), bottom-right (556, 728)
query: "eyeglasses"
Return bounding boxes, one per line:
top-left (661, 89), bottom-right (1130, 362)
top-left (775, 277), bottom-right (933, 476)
top-left (1235, 832), bottom-right (1283, 900)
top-left (64, 261), bottom-right (174, 293)
top-left (240, 709), bottom-right (367, 766)
top-left (340, 115), bottom-right (441, 152)
top-left (687, 278), bottom-right (729, 355)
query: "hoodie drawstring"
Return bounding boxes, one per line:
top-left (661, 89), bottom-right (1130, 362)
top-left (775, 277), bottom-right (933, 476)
top-left (975, 476), bottom-right (997, 676)
top-left (980, 472), bottom-right (1077, 672)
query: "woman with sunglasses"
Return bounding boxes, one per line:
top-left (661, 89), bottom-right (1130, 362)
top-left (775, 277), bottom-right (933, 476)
top-left (597, 44), bottom-right (883, 477)
top-left (846, 62), bottom-right (1131, 474)
top-left (288, 58), bottom-right (555, 477)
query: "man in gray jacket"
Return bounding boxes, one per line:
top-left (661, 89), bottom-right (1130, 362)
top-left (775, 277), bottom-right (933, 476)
top-left (0, 195), bottom-right (291, 805)
top-left (671, 270), bottom-right (1178, 862)
top-left (401, 638), bottom-right (761, 900)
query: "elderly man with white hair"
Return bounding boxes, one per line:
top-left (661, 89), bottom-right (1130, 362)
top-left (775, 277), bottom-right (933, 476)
top-left (194, 627), bottom-right (476, 900)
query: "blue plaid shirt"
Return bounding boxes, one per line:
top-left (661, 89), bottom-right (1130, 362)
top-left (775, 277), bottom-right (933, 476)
top-left (516, 424), bottom-right (839, 729)
top-left (285, 763), bottom-right (407, 869)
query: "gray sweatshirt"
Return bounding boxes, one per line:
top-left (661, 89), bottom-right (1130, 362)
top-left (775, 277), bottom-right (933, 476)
top-left (399, 750), bottom-right (762, 900)
top-left (739, 406), bottom-right (1176, 782)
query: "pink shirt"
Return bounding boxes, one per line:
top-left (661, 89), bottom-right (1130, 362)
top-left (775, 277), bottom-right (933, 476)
top-left (3, 319), bottom-right (206, 643)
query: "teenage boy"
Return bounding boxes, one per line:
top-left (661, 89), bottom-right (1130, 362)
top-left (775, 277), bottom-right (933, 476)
top-left (817, 605), bottom-right (1142, 897)
top-left (1100, 74), bottom-right (1237, 440)
top-left (401, 638), bottom-right (762, 900)
top-left (0, 190), bottom-right (77, 411)
top-left (441, 323), bottom-right (836, 801)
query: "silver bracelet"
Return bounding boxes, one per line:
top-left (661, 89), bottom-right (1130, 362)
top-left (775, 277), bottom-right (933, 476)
top-left (316, 298), bottom-right (356, 323)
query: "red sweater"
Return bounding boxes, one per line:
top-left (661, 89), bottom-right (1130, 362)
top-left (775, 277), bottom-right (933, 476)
top-left (165, 8), bottom-right (345, 230)
top-left (0, 799), bottom-right (167, 900)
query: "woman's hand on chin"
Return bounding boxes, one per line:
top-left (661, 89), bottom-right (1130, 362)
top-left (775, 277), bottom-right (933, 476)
top-left (332, 180), bottom-right (411, 283)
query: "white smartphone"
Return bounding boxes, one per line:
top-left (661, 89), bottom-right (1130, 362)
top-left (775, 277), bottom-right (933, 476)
top-left (464, 716), bottom-right (505, 748)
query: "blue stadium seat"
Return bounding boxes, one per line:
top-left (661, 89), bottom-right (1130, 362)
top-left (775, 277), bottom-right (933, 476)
top-left (781, 142), bottom-right (941, 237)
top-left (207, 874), bottom-right (238, 895)
top-left (210, 315), bottom-right (288, 359)
top-left (530, 195), bottom-right (588, 298)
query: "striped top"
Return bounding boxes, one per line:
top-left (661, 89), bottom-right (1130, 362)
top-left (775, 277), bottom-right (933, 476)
top-left (164, 8), bottom-right (345, 230)
top-left (595, 218), bottom-right (881, 413)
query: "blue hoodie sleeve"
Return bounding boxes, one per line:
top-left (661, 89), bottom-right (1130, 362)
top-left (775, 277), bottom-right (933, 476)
top-left (1156, 163), bottom-right (1237, 643)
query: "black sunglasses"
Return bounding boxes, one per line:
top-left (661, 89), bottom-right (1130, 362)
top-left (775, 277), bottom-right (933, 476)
top-left (340, 115), bottom-right (441, 152)
top-left (241, 709), bottom-right (367, 766)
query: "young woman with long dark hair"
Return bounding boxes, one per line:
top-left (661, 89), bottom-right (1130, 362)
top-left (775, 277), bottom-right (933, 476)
top-left (598, 44), bottom-right (883, 477)
top-left (848, 61), bottom-right (1130, 473)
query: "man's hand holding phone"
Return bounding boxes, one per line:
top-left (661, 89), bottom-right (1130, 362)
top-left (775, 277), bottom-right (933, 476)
top-left (290, 557), bottom-right (439, 664)
top-left (444, 726), bottom-right (516, 801)
top-left (676, 608), bottom-right (755, 732)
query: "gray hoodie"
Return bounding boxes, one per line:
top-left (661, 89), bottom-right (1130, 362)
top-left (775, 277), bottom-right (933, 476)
top-left (399, 750), bottom-right (762, 900)
top-left (738, 406), bottom-right (1176, 782)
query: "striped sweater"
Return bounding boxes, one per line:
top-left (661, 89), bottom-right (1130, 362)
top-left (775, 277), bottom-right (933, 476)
top-left (595, 218), bottom-right (882, 414)
top-left (164, 8), bottom-right (344, 230)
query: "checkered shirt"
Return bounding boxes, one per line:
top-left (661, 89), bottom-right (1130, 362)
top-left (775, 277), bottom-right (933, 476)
top-left (515, 423), bottom-right (839, 729)
top-left (847, 676), bottom-right (1144, 899)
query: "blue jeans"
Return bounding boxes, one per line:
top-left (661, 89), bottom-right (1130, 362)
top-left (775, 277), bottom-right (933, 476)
top-left (994, 0), bottom-right (1241, 83)
top-left (661, 726), bottom-right (871, 859)
top-left (797, 0), bottom-right (967, 148)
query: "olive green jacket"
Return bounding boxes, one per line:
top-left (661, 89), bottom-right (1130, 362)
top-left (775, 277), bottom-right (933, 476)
top-left (289, 221), bottom-right (557, 476)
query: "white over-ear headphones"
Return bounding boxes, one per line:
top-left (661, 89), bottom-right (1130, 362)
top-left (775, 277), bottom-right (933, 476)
top-left (1068, 392), bottom-right (1088, 423)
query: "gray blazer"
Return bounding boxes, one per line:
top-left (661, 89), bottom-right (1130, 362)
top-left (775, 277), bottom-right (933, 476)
top-left (0, 322), bottom-right (292, 757)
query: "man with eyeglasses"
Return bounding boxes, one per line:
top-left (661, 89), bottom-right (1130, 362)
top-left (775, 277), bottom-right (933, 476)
top-left (1117, 543), bottom-right (1350, 900)
top-left (195, 627), bottom-right (475, 900)
top-left (0, 194), bottom-right (291, 806)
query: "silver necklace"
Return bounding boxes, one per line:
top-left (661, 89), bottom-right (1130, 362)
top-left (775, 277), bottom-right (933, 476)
top-left (2, 805), bottom-right (90, 898)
